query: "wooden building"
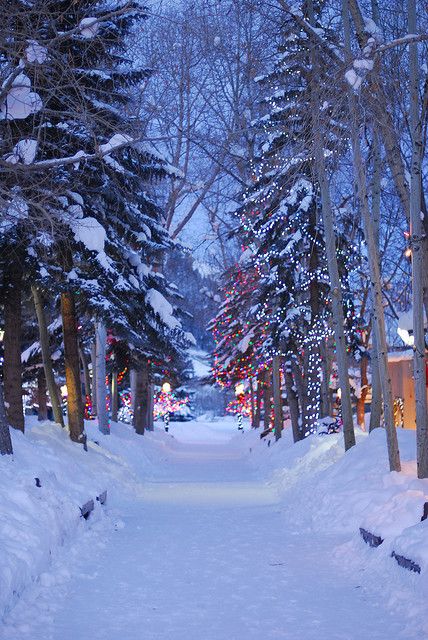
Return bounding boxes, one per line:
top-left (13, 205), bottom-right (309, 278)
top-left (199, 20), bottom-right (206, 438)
top-left (388, 350), bottom-right (428, 430)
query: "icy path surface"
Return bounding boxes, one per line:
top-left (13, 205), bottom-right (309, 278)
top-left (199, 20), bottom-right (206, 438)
top-left (3, 422), bottom-right (415, 640)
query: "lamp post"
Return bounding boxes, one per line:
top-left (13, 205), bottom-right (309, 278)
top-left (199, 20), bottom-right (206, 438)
top-left (235, 382), bottom-right (245, 431)
top-left (162, 381), bottom-right (171, 432)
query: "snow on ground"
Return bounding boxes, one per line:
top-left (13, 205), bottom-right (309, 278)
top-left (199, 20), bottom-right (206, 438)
top-left (1, 417), bottom-right (428, 639)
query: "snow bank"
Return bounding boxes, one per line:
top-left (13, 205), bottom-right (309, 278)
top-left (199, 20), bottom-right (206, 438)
top-left (246, 426), bottom-right (428, 538)
top-left (243, 425), bottom-right (428, 635)
top-left (0, 418), bottom-right (159, 620)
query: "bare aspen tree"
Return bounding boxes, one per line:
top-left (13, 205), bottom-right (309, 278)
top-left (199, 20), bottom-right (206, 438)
top-left (369, 131), bottom-right (383, 432)
top-left (342, 0), bottom-right (400, 470)
top-left (408, 0), bottom-right (428, 478)
top-left (32, 285), bottom-right (65, 428)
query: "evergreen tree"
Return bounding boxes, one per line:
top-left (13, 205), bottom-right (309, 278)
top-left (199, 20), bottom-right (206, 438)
top-left (0, 0), bottom-right (190, 441)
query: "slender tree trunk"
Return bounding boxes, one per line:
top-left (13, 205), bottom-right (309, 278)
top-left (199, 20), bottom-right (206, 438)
top-left (369, 131), bottom-right (383, 432)
top-left (37, 368), bottom-right (48, 421)
top-left (249, 378), bottom-right (256, 427)
top-left (147, 382), bottom-right (154, 431)
top-left (342, 0), bottom-right (399, 469)
top-left (133, 362), bottom-right (149, 435)
top-left (79, 346), bottom-right (91, 402)
top-left (263, 368), bottom-right (271, 430)
top-left (95, 320), bottom-right (109, 434)
top-left (3, 260), bottom-right (24, 432)
top-left (0, 381), bottom-right (13, 455)
top-left (284, 360), bottom-right (301, 442)
top-left (111, 370), bottom-right (118, 422)
top-left (254, 371), bottom-right (263, 428)
top-left (90, 342), bottom-right (97, 417)
top-left (61, 292), bottom-right (85, 445)
top-left (272, 356), bottom-right (283, 440)
top-left (130, 368), bottom-right (137, 414)
top-left (31, 285), bottom-right (64, 427)
top-left (319, 340), bottom-right (331, 418)
top-left (408, 0), bottom-right (428, 478)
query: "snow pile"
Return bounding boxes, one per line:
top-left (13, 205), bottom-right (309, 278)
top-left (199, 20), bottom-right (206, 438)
top-left (146, 288), bottom-right (181, 330)
top-left (25, 41), bottom-right (48, 64)
top-left (248, 426), bottom-right (428, 538)
top-left (70, 216), bottom-right (106, 254)
top-left (0, 73), bottom-right (42, 120)
top-left (5, 138), bottom-right (38, 165)
top-left (78, 17), bottom-right (100, 39)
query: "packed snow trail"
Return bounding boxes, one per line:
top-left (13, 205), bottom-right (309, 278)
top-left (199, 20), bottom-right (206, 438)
top-left (2, 422), bottom-right (416, 639)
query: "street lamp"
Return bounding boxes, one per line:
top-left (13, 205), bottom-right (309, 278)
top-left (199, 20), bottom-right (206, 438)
top-left (162, 381), bottom-right (171, 432)
top-left (235, 382), bottom-right (245, 431)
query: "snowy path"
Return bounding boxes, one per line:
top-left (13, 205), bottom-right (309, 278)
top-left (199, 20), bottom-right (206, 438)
top-left (2, 424), bottom-right (416, 640)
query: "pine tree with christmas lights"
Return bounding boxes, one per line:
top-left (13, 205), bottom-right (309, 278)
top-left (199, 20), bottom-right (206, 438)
top-left (237, 2), bottom-right (349, 438)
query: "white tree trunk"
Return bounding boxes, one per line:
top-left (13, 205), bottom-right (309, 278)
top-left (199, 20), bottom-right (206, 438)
top-left (408, 0), bottom-right (428, 478)
top-left (95, 320), bottom-right (109, 434)
top-left (342, 0), bottom-right (400, 470)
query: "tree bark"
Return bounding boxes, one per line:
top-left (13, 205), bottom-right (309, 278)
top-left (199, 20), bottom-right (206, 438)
top-left (319, 340), bottom-right (331, 418)
top-left (0, 381), bottom-right (13, 455)
top-left (147, 382), bottom-right (154, 431)
top-left (111, 370), bottom-right (118, 422)
top-left (254, 371), bottom-right (263, 428)
top-left (3, 260), bottom-right (24, 432)
top-left (249, 378), bottom-right (256, 428)
top-left (342, 0), bottom-right (400, 470)
top-left (90, 342), bottom-right (97, 417)
top-left (31, 285), bottom-right (64, 427)
top-left (284, 360), bottom-right (301, 442)
top-left (369, 130), bottom-right (383, 433)
top-left (130, 368), bottom-right (137, 414)
top-left (79, 346), bottom-right (91, 402)
top-left (37, 368), bottom-right (48, 421)
top-left (272, 356), bottom-right (283, 440)
top-left (263, 368), bottom-right (271, 430)
top-left (61, 291), bottom-right (85, 445)
top-left (133, 362), bottom-right (150, 435)
top-left (408, 0), bottom-right (428, 478)
top-left (95, 320), bottom-right (109, 434)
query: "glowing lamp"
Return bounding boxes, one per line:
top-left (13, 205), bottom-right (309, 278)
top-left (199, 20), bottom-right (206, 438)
top-left (336, 387), bottom-right (342, 400)
top-left (162, 381), bottom-right (171, 393)
top-left (235, 382), bottom-right (245, 396)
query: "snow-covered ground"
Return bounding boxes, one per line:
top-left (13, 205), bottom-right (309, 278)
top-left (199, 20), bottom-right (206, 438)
top-left (1, 417), bottom-right (428, 639)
